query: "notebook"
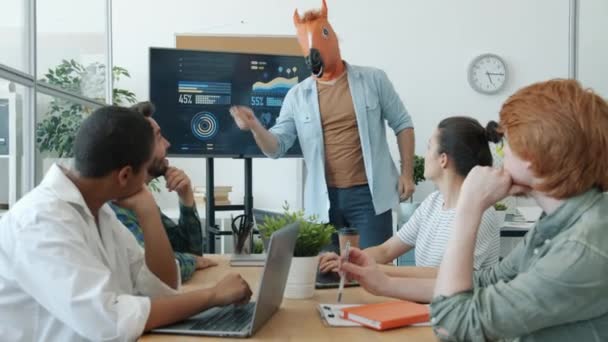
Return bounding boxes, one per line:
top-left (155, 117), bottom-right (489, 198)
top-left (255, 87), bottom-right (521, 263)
top-left (340, 301), bottom-right (430, 331)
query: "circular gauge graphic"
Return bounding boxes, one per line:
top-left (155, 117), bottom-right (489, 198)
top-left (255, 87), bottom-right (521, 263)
top-left (191, 112), bottom-right (219, 140)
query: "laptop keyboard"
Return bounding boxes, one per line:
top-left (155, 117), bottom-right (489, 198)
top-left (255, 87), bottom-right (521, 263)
top-left (190, 303), bottom-right (255, 332)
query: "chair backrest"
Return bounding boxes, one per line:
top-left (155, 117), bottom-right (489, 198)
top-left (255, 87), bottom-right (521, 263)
top-left (397, 202), bottom-right (421, 227)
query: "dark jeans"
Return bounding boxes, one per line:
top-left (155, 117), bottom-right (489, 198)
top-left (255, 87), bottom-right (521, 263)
top-left (327, 184), bottom-right (393, 251)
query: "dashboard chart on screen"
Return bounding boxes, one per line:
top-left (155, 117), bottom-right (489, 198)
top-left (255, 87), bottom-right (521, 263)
top-left (150, 48), bottom-right (307, 157)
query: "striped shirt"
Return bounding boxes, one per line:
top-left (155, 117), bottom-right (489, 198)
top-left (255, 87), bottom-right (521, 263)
top-left (397, 191), bottom-right (500, 269)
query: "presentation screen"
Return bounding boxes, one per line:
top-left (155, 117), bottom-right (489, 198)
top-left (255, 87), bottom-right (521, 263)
top-left (150, 47), bottom-right (307, 157)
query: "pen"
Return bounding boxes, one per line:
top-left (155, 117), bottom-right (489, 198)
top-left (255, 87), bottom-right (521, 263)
top-left (336, 240), bottom-right (350, 303)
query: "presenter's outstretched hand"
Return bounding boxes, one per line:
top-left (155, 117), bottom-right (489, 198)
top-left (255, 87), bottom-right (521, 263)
top-left (229, 106), bottom-right (260, 131)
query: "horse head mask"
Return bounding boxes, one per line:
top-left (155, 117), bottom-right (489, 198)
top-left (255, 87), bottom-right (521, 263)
top-left (293, 0), bottom-right (345, 81)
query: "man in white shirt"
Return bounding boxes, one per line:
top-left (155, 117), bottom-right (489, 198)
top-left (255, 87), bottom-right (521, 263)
top-left (0, 106), bottom-right (252, 341)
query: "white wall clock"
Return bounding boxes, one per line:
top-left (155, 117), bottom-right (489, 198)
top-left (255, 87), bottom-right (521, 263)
top-left (468, 53), bottom-right (508, 94)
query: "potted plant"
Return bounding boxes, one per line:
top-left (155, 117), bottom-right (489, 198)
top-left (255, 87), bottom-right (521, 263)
top-left (34, 60), bottom-right (166, 190)
top-left (494, 202), bottom-right (508, 227)
top-left (491, 141), bottom-right (516, 214)
top-left (397, 155), bottom-right (425, 224)
top-left (395, 155), bottom-right (425, 266)
top-left (37, 60), bottom-right (137, 158)
top-left (252, 237), bottom-right (265, 254)
top-left (258, 202), bottom-right (333, 299)
top-left (413, 154), bottom-right (426, 187)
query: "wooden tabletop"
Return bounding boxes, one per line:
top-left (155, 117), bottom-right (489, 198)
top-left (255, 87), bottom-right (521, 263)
top-left (139, 255), bottom-right (437, 342)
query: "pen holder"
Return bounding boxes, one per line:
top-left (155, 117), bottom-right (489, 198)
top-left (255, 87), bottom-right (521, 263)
top-left (233, 231), bottom-right (251, 255)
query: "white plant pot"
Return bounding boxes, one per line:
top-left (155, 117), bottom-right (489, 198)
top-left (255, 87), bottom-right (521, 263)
top-left (284, 255), bottom-right (319, 299)
top-left (495, 211), bottom-right (507, 227)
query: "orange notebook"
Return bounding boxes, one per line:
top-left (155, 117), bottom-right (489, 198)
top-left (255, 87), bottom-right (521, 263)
top-left (340, 301), bottom-right (430, 331)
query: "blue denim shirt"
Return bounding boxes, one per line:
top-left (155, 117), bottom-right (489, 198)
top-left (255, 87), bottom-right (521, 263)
top-left (268, 63), bottom-right (413, 222)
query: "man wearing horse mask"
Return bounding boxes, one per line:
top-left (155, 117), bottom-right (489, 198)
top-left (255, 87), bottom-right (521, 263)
top-left (230, 0), bottom-right (415, 249)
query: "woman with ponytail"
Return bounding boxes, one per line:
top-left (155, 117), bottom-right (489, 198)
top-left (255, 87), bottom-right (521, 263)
top-left (320, 116), bottom-right (502, 276)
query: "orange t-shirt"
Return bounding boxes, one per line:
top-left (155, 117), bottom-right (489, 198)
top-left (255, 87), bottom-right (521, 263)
top-left (317, 73), bottom-right (368, 188)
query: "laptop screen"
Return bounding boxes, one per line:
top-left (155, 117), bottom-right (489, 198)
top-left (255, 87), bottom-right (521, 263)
top-left (250, 222), bottom-right (299, 334)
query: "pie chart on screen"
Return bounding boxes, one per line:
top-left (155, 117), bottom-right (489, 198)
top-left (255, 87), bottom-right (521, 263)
top-left (191, 112), bottom-right (219, 140)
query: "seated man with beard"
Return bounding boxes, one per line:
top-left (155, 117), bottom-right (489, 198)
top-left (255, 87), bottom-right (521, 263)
top-left (111, 102), bottom-right (215, 283)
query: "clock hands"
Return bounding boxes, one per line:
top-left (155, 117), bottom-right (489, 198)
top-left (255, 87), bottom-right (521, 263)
top-left (486, 71), bottom-right (495, 86)
top-left (486, 71), bottom-right (506, 86)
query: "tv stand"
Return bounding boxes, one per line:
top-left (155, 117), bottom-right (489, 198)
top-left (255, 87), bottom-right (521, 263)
top-left (205, 157), bottom-right (254, 253)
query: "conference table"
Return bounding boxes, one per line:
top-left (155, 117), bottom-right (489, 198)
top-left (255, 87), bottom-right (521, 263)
top-left (140, 255), bottom-right (437, 341)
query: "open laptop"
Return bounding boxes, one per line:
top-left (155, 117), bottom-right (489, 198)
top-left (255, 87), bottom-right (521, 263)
top-left (316, 269), bottom-right (359, 289)
top-left (152, 222), bottom-right (300, 337)
top-left (315, 231), bottom-right (359, 289)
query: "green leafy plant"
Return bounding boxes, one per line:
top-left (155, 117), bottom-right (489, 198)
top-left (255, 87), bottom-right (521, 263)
top-left (494, 202), bottom-right (508, 211)
top-left (36, 59), bottom-right (137, 158)
top-left (258, 202), bottom-right (334, 257)
top-left (490, 140), bottom-right (506, 169)
top-left (402, 155), bottom-right (425, 185)
top-left (495, 141), bottom-right (505, 158)
top-left (413, 155), bottom-right (425, 185)
top-left (253, 238), bottom-right (264, 254)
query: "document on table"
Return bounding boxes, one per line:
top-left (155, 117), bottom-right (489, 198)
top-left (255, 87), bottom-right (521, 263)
top-left (317, 304), bottom-right (361, 327)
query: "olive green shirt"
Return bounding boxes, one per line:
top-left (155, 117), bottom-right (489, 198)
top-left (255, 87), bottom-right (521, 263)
top-left (430, 188), bottom-right (608, 341)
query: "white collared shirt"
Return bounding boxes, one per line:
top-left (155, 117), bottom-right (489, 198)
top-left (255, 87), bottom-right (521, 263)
top-left (0, 164), bottom-right (178, 341)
